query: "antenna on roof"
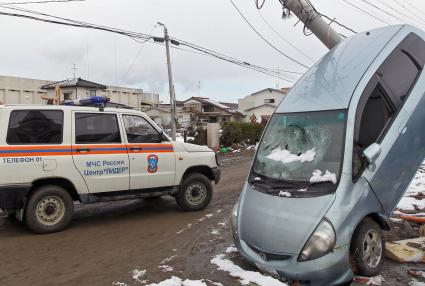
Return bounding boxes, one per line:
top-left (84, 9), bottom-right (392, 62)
top-left (72, 64), bottom-right (78, 79)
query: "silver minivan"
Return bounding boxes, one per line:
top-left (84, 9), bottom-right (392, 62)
top-left (232, 25), bottom-right (425, 285)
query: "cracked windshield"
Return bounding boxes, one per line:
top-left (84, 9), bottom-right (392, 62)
top-left (252, 110), bottom-right (347, 193)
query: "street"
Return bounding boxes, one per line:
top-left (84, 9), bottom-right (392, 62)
top-left (0, 155), bottom-right (422, 286)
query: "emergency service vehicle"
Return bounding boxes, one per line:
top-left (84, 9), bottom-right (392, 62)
top-left (0, 102), bottom-right (220, 233)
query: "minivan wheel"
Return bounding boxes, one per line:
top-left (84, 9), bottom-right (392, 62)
top-left (25, 185), bottom-right (74, 234)
top-left (350, 218), bottom-right (384, 276)
top-left (176, 173), bottom-right (212, 211)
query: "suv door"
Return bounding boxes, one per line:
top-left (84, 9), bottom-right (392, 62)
top-left (71, 112), bottom-right (130, 193)
top-left (122, 114), bottom-right (176, 190)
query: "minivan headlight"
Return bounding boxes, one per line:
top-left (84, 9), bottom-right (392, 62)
top-left (231, 200), bottom-right (239, 237)
top-left (298, 218), bottom-right (336, 262)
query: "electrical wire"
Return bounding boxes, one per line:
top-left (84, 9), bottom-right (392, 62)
top-left (358, 0), bottom-right (409, 24)
top-left (392, 0), bottom-right (425, 26)
top-left (229, 0), bottom-right (310, 69)
top-left (374, 0), bottom-right (425, 26)
top-left (399, 0), bottom-right (425, 18)
top-left (0, 0), bottom-right (85, 4)
top-left (257, 9), bottom-right (315, 63)
top-left (0, 7), bottom-right (302, 82)
top-left (336, 0), bottom-right (391, 25)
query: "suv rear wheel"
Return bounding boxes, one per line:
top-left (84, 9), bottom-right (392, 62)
top-left (350, 218), bottom-right (384, 276)
top-left (25, 185), bottom-right (74, 234)
top-left (176, 173), bottom-right (212, 211)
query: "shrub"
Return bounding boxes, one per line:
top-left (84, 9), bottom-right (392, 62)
top-left (221, 121), bottom-right (264, 146)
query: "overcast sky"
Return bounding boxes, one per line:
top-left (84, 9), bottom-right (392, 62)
top-left (1, 0), bottom-right (425, 103)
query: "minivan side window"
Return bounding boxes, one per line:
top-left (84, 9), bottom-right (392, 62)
top-left (7, 110), bottom-right (63, 144)
top-left (123, 115), bottom-right (162, 143)
top-left (377, 33), bottom-right (424, 108)
top-left (353, 84), bottom-right (396, 179)
top-left (75, 113), bottom-right (121, 144)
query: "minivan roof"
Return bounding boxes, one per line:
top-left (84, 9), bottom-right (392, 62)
top-left (276, 25), bottom-right (408, 113)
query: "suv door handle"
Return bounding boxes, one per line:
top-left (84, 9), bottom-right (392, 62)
top-left (130, 146), bottom-right (141, 152)
top-left (76, 148), bottom-right (90, 153)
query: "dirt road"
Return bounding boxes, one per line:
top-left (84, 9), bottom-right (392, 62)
top-left (0, 156), bottom-right (422, 286)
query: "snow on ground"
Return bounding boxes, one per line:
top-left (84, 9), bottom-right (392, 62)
top-left (309, 169), bottom-right (337, 184)
top-left (266, 147), bottom-right (316, 164)
top-left (158, 265), bottom-right (174, 272)
top-left (211, 229), bottom-right (220, 235)
top-left (397, 164), bottom-right (425, 212)
top-left (145, 276), bottom-right (207, 286)
top-left (132, 269), bottom-right (147, 284)
top-left (210, 254), bottom-right (288, 286)
top-left (410, 280), bottom-right (425, 286)
top-left (225, 246), bottom-right (238, 254)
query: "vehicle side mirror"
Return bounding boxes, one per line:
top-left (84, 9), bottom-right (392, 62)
top-left (362, 143), bottom-right (381, 165)
top-left (159, 131), bottom-right (167, 142)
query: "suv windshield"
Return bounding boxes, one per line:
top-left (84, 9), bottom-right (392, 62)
top-left (251, 110), bottom-right (347, 196)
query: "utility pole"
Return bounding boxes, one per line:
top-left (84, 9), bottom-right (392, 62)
top-left (158, 22), bottom-right (177, 141)
top-left (282, 0), bottom-right (342, 49)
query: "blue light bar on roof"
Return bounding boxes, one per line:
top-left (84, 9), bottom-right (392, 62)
top-left (62, 96), bottom-right (108, 106)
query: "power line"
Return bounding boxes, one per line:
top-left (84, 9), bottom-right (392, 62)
top-left (0, 0), bottom-right (85, 4)
top-left (229, 0), bottom-right (310, 69)
top-left (373, 0), bottom-right (425, 26)
top-left (357, 0), bottom-right (410, 24)
top-left (399, 0), bottom-right (425, 18)
top-left (256, 9), bottom-right (315, 63)
top-left (336, 0), bottom-right (391, 25)
top-left (392, 0), bottom-right (425, 26)
top-left (0, 6), bottom-right (302, 83)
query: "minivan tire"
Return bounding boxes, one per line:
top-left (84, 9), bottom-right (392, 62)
top-left (176, 173), bottom-right (212, 211)
top-left (350, 218), bottom-right (384, 277)
top-left (25, 185), bottom-right (74, 234)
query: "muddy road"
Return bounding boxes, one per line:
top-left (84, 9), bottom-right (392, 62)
top-left (0, 156), bottom-right (422, 286)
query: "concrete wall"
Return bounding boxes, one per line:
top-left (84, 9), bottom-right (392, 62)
top-left (238, 89), bottom-right (286, 115)
top-left (243, 105), bottom-right (276, 123)
top-left (0, 75), bottom-right (159, 109)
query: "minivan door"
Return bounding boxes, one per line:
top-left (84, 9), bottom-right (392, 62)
top-left (71, 112), bottom-right (130, 194)
top-left (122, 114), bottom-right (175, 190)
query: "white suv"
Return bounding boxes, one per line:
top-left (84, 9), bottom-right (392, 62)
top-left (0, 105), bottom-right (220, 233)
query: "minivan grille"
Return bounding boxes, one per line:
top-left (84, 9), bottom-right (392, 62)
top-left (247, 243), bottom-right (292, 261)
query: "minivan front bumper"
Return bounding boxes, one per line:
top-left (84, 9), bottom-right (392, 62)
top-left (212, 168), bottom-right (221, 184)
top-left (234, 238), bottom-right (354, 286)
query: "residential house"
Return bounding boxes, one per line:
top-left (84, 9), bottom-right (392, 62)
top-left (183, 97), bottom-right (242, 124)
top-left (238, 88), bottom-right (290, 123)
top-left (144, 101), bottom-right (191, 127)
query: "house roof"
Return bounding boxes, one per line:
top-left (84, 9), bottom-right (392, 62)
top-left (250, 88), bottom-right (288, 97)
top-left (183, 97), bottom-right (243, 116)
top-left (41, 78), bottom-right (107, 90)
top-left (245, 103), bottom-right (277, 112)
top-left (277, 25), bottom-right (412, 113)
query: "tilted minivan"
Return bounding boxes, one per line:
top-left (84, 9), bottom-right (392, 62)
top-left (232, 25), bottom-right (425, 285)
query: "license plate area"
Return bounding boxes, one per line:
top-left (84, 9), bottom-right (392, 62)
top-left (255, 263), bottom-right (280, 279)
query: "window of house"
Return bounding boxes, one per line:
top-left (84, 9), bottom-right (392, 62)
top-left (123, 115), bottom-right (162, 143)
top-left (89, 90), bottom-right (96, 97)
top-left (75, 113), bottom-right (121, 144)
top-left (7, 110), bottom-right (63, 144)
top-left (265, 99), bottom-right (275, 104)
top-left (63, 93), bottom-right (71, 101)
top-left (353, 85), bottom-right (395, 178)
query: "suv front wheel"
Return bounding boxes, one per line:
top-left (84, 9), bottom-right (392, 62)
top-left (176, 173), bottom-right (212, 211)
top-left (25, 185), bottom-right (74, 234)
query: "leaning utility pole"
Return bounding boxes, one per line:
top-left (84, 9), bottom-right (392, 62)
top-left (282, 0), bottom-right (342, 49)
top-left (158, 22), bottom-right (177, 141)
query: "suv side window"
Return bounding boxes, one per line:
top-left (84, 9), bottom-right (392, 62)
top-left (353, 83), bottom-right (396, 179)
top-left (75, 113), bottom-right (121, 144)
top-left (123, 115), bottom-right (162, 143)
top-left (7, 110), bottom-right (63, 144)
top-left (378, 33), bottom-right (424, 108)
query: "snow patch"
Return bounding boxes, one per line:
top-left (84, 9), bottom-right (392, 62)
top-left (409, 279), bottom-right (425, 286)
top-left (310, 169), bottom-right (337, 184)
top-left (145, 277), bottom-right (207, 286)
top-left (297, 188), bottom-right (308, 192)
top-left (211, 229), bottom-right (220, 235)
top-left (210, 254), bottom-right (288, 286)
top-left (158, 265), bottom-right (174, 272)
top-left (132, 269), bottom-right (147, 284)
top-left (266, 147), bottom-right (316, 164)
top-left (226, 246), bottom-right (238, 254)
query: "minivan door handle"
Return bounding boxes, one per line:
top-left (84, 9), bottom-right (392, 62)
top-left (76, 148), bottom-right (90, 153)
